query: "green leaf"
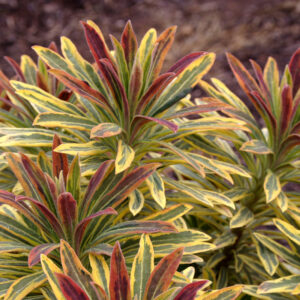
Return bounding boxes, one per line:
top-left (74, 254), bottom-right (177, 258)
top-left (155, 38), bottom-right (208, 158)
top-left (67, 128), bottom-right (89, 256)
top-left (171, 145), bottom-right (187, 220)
top-left (258, 275), bottom-right (300, 294)
top-left (273, 218), bottom-right (300, 245)
top-left (131, 235), bottom-right (154, 300)
top-left (4, 271), bottom-right (46, 300)
top-left (253, 235), bottom-right (279, 276)
top-left (146, 172), bottom-right (166, 209)
top-left (230, 206), bottom-right (254, 229)
top-left (34, 112), bottom-right (97, 130)
top-left (115, 140), bottom-right (135, 174)
top-left (199, 285), bottom-right (243, 300)
top-left (263, 169), bottom-right (281, 203)
top-left (129, 189), bottom-right (144, 216)
top-left (240, 139), bottom-right (273, 154)
top-left (90, 123), bottom-right (122, 139)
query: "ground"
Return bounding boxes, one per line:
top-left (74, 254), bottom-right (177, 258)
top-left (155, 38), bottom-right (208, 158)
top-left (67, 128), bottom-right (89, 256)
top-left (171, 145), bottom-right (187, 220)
top-left (0, 0), bottom-right (300, 94)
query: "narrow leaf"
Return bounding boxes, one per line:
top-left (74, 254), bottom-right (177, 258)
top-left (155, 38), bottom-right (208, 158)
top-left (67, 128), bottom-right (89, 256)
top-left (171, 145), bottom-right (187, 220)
top-left (115, 140), bottom-right (135, 174)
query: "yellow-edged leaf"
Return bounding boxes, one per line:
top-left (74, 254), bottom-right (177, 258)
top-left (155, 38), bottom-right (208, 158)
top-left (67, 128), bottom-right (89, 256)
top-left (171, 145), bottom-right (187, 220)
top-left (263, 169), bottom-right (281, 203)
top-left (4, 271), bottom-right (46, 300)
top-left (129, 189), bottom-right (145, 216)
top-left (258, 275), bottom-right (300, 294)
top-left (115, 140), bottom-right (135, 174)
top-left (89, 254), bottom-right (110, 295)
top-left (273, 218), bottom-right (300, 245)
top-left (276, 191), bottom-right (289, 212)
top-left (146, 172), bottom-right (166, 209)
top-left (197, 285), bottom-right (243, 300)
top-left (11, 81), bottom-right (83, 116)
top-left (41, 254), bottom-right (65, 300)
top-left (90, 123), bottom-right (122, 139)
top-left (34, 112), bottom-right (97, 130)
top-left (131, 234), bottom-right (154, 299)
top-left (240, 139), bottom-right (273, 154)
top-left (230, 206), bottom-right (254, 229)
top-left (54, 142), bottom-right (109, 156)
top-left (252, 234), bottom-right (279, 276)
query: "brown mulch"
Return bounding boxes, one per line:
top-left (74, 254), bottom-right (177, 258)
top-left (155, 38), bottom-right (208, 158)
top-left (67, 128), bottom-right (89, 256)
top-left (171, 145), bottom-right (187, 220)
top-left (0, 0), bottom-right (300, 92)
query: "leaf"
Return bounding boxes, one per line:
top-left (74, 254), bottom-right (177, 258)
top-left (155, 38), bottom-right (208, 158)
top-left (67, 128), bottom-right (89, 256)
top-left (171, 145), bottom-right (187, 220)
top-left (133, 115), bottom-right (178, 132)
top-left (53, 134), bottom-right (69, 182)
top-left (96, 220), bottom-right (176, 244)
top-left (81, 21), bottom-right (113, 69)
top-left (33, 46), bottom-right (74, 75)
top-left (80, 160), bottom-right (114, 215)
top-left (199, 285), bottom-right (243, 300)
top-left (57, 192), bottom-right (77, 235)
top-left (258, 275), bottom-right (300, 294)
top-left (90, 123), bottom-right (122, 139)
top-left (131, 235), bottom-right (154, 300)
top-left (173, 280), bottom-right (211, 300)
top-left (0, 241), bottom-right (32, 254)
top-left (263, 169), bottom-right (281, 203)
top-left (146, 172), bottom-right (166, 209)
top-left (11, 80), bottom-right (83, 115)
top-left (60, 240), bottom-right (98, 299)
top-left (150, 26), bottom-right (176, 78)
top-left (121, 20), bottom-right (138, 71)
top-left (164, 178), bottom-right (212, 207)
top-left (144, 247), bottom-right (183, 300)
top-left (34, 112), bottom-right (96, 130)
top-left (129, 189), bottom-right (144, 216)
top-left (280, 85), bottom-right (293, 134)
top-left (41, 254), bottom-right (66, 300)
top-left (109, 242), bottom-right (131, 300)
top-left (240, 139), bottom-right (273, 154)
top-left (115, 140), bottom-right (135, 174)
top-left (4, 271), bottom-right (46, 300)
top-left (151, 52), bottom-right (215, 116)
top-left (230, 206), bottom-right (254, 229)
top-left (74, 207), bottom-right (117, 253)
top-left (288, 48), bottom-right (300, 96)
top-left (55, 141), bottom-right (108, 156)
top-left (97, 163), bottom-right (160, 210)
top-left (90, 254), bottom-right (110, 295)
top-left (252, 234), bottom-right (279, 276)
top-left (49, 68), bottom-right (113, 113)
top-left (28, 243), bottom-right (59, 267)
top-left (149, 230), bottom-right (213, 256)
top-left (66, 155), bottom-right (81, 203)
top-left (253, 232), bottom-right (300, 267)
top-left (56, 273), bottom-right (90, 300)
top-left (273, 218), bottom-right (300, 245)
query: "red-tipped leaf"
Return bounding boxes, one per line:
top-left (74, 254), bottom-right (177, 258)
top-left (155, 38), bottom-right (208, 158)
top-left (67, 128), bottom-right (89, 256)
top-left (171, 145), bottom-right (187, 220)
top-left (28, 243), bottom-right (59, 267)
top-left (144, 247), bottom-right (184, 299)
top-left (280, 85), bottom-right (293, 134)
top-left (56, 273), bottom-right (90, 300)
top-left (289, 48), bottom-right (300, 96)
top-left (57, 192), bottom-right (77, 232)
top-left (52, 134), bottom-right (69, 183)
top-left (173, 280), bottom-right (210, 300)
top-left (109, 242), bottom-right (131, 300)
top-left (121, 20), bottom-right (138, 70)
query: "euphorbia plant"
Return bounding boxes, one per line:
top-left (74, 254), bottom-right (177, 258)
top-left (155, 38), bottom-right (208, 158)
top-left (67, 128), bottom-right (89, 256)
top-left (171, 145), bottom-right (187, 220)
top-left (176, 48), bottom-right (300, 298)
top-left (0, 135), bottom-right (216, 299)
top-left (2, 21), bottom-right (251, 214)
top-left (41, 236), bottom-right (212, 300)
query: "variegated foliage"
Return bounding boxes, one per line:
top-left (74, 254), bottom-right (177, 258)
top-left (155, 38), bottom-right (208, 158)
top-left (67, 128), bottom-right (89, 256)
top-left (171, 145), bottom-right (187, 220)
top-left (0, 44), bottom-right (73, 190)
top-left (173, 48), bottom-right (300, 299)
top-left (0, 135), bottom-right (216, 299)
top-left (42, 236), bottom-right (212, 300)
top-left (0, 21), bottom-right (253, 215)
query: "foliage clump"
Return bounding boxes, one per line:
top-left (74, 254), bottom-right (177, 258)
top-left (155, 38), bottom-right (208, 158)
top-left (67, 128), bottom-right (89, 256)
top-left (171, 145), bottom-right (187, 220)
top-left (0, 19), bottom-right (299, 300)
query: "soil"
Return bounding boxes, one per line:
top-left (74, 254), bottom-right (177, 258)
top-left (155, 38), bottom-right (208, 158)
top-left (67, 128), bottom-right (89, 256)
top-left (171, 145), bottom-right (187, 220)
top-left (0, 0), bottom-right (300, 94)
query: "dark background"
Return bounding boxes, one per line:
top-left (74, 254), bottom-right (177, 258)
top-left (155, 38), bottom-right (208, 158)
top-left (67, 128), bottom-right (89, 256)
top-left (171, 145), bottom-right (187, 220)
top-left (0, 0), bottom-right (299, 90)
